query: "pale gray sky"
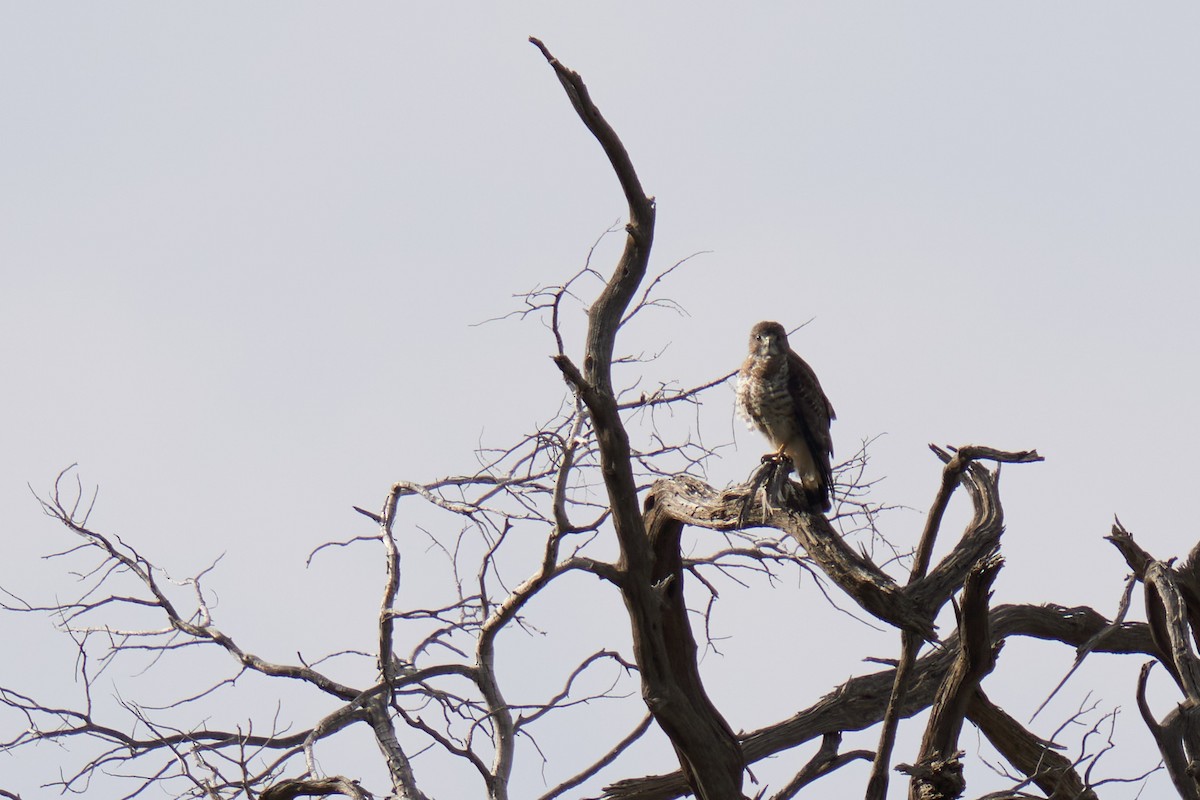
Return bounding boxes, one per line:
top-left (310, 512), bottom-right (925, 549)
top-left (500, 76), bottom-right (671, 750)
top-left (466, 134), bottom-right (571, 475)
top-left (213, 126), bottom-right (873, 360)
top-left (3, 4), bottom-right (1199, 798)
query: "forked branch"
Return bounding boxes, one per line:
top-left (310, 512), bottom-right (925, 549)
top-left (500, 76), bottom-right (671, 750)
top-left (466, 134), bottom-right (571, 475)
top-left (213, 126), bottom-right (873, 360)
top-left (531, 38), bottom-right (744, 800)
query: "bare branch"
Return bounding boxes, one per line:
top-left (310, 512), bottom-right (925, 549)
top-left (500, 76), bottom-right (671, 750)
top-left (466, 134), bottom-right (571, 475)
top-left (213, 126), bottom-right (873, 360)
top-left (1030, 573), bottom-right (1137, 724)
top-left (769, 733), bottom-right (872, 800)
top-left (616, 370), bottom-right (737, 412)
top-left (260, 776), bottom-right (374, 800)
top-left (538, 714), bottom-right (654, 800)
top-left (1136, 661), bottom-right (1200, 800)
top-left (532, 37), bottom-right (743, 800)
top-left (900, 555), bottom-right (1004, 800)
top-left (649, 471), bottom-right (931, 636)
top-left (968, 690), bottom-right (1096, 800)
top-left (604, 602), bottom-right (1156, 800)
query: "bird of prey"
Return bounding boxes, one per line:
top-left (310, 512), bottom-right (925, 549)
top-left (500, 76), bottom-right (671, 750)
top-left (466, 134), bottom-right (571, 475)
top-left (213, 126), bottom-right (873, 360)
top-left (735, 321), bottom-right (836, 511)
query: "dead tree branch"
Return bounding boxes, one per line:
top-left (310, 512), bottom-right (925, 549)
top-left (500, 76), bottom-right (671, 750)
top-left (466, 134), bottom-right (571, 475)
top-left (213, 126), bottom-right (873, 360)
top-left (1109, 520), bottom-right (1200, 799)
top-left (899, 555), bottom-right (1004, 800)
top-left (531, 37), bottom-right (744, 800)
top-left (968, 690), bottom-right (1097, 800)
top-left (260, 776), bottom-right (374, 800)
top-left (602, 602), bottom-right (1154, 800)
top-left (768, 733), bottom-right (872, 800)
top-left (867, 446), bottom-right (1039, 800)
top-left (646, 472), bottom-right (931, 637)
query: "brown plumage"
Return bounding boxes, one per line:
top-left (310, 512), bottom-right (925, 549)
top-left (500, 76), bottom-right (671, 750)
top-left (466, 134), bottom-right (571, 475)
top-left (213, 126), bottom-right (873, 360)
top-left (735, 321), bottom-right (836, 511)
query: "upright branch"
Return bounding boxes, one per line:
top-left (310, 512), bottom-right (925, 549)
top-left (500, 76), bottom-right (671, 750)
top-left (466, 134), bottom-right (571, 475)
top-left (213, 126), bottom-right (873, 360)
top-left (898, 554), bottom-right (1003, 799)
top-left (530, 35), bottom-right (655, 404)
top-left (1110, 520), bottom-right (1200, 798)
top-left (867, 445), bottom-right (1039, 800)
top-left (531, 36), bottom-right (656, 575)
top-left (371, 487), bottom-right (431, 800)
top-left (531, 38), bottom-right (745, 800)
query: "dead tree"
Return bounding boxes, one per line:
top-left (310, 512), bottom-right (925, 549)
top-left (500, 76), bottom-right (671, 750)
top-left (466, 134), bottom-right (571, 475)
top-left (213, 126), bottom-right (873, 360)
top-left (0, 39), bottom-right (1187, 800)
top-left (1108, 522), bottom-right (1200, 799)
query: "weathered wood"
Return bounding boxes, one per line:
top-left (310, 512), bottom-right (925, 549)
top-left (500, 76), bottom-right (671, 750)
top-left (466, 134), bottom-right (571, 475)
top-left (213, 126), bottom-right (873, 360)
top-left (909, 447), bottom-right (1040, 614)
top-left (533, 39), bottom-right (744, 800)
top-left (260, 776), bottom-right (374, 800)
top-left (769, 733), bottom-right (872, 800)
top-left (967, 690), bottom-right (1096, 800)
top-left (1111, 522), bottom-right (1200, 799)
top-left (867, 447), bottom-right (1038, 800)
top-left (896, 754), bottom-right (964, 800)
top-left (647, 471), bottom-right (933, 638)
top-left (602, 604), bottom-right (1154, 800)
top-left (1136, 662), bottom-right (1200, 800)
top-left (1145, 560), bottom-right (1200, 703)
top-left (639, 501), bottom-right (746, 798)
top-left (902, 555), bottom-right (1003, 800)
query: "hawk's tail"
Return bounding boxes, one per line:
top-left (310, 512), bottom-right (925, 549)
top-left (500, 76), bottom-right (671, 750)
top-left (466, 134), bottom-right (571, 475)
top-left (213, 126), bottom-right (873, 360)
top-left (805, 481), bottom-right (832, 513)
top-left (786, 444), bottom-right (833, 513)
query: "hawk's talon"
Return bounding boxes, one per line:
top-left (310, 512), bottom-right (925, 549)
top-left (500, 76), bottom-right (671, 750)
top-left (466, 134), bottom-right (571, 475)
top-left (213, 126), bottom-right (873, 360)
top-left (760, 451), bottom-right (793, 473)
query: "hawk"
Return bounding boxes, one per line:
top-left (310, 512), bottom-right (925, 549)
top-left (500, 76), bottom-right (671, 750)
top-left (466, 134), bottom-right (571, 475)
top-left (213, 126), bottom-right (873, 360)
top-left (735, 321), bottom-right (836, 511)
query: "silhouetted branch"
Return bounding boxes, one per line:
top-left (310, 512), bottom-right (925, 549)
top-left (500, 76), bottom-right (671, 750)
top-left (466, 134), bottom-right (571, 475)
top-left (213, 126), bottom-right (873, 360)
top-left (968, 690), bottom-right (1096, 800)
top-left (533, 37), bottom-right (743, 800)
top-left (866, 447), bottom-right (1038, 799)
top-left (1137, 662), bottom-right (1200, 800)
top-left (1109, 520), bottom-right (1200, 799)
top-left (769, 733), bottom-right (872, 800)
top-left (646, 471), bottom-right (932, 637)
top-left (260, 776), bottom-right (373, 800)
top-left (602, 602), bottom-right (1155, 800)
top-left (899, 555), bottom-right (1003, 799)
top-left (538, 714), bottom-right (654, 800)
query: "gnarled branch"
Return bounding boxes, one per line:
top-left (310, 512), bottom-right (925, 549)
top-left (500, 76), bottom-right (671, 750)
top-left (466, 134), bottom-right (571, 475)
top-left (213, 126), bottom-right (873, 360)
top-left (532, 38), bottom-right (743, 800)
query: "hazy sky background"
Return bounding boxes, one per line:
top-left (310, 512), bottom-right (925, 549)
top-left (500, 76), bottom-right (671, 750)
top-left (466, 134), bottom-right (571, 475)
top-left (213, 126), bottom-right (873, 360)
top-left (3, 4), bottom-right (1199, 798)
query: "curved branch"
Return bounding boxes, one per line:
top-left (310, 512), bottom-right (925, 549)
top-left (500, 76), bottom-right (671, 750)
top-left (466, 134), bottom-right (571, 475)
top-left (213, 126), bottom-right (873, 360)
top-left (969, 689), bottom-right (1097, 800)
top-left (770, 733), bottom-right (872, 800)
top-left (900, 555), bottom-right (1004, 798)
top-left (645, 472), bottom-right (931, 637)
top-left (260, 776), bottom-right (374, 800)
top-left (1137, 662), bottom-right (1200, 800)
top-left (528, 37), bottom-right (653, 243)
top-left (914, 445), bottom-right (1042, 581)
top-left (538, 714), bottom-right (654, 800)
top-left (909, 447), bottom-right (1041, 614)
top-left (602, 603), bottom-right (1154, 800)
top-left (532, 39), bottom-right (742, 800)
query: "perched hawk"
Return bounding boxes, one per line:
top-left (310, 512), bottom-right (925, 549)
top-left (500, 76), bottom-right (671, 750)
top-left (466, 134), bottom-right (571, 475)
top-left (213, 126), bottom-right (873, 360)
top-left (735, 321), bottom-right (836, 511)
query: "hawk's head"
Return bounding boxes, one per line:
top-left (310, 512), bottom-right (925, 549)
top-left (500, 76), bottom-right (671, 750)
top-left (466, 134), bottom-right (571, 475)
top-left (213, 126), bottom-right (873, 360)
top-left (748, 321), bottom-right (789, 359)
